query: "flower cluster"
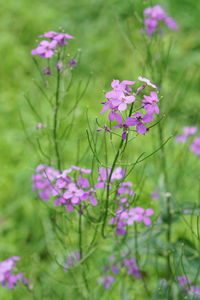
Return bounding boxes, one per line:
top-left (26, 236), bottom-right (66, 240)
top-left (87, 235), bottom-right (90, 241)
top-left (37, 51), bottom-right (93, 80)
top-left (98, 253), bottom-right (140, 289)
top-left (100, 78), bottom-right (159, 139)
top-left (32, 164), bottom-right (60, 201)
top-left (95, 167), bottom-right (126, 189)
top-left (144, 5), bottom-right (178, 36)
top-left (177, 275), bottom-right (200, 297)
top-left (110, 206), bottom-right (154, 235)
top-left (63, 252), bottom-right (80, 272)
top-left (109, 179), bottom-right (153, 235)
top-left (0, 257), bottom-right (32, 290)
top-left (31, 31), bottom-right (74, 58)
top-left (175, 126), bottom-right (199, 157)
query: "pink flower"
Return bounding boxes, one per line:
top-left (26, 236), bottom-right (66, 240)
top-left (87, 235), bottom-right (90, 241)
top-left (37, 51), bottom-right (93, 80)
top-left (142, 91), bottom-right (159, 115)
top-left (63, 183), bottom-right (84, 205)
top-left (190, 137), bottom-right (200, 156)
top-left (138, 76), bottom-right (157, 89)
top-left (31, 40), bottom-right (57, 58)
top-left (143, 208), bottom-right (154, 226)
top-left (126, 113), bottom-right (153, 135)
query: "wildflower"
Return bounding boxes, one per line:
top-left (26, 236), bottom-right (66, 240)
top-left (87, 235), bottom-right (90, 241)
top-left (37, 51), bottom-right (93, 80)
top-left (99, 276), bottom-right (115, 289)
top-left (143, 208), bottom-right (154, 226)
top-left (63, 252), bottom-right (80, 272)
top-left (143, 5), bottom-right (178, 36)
top-left (118, 182), bottom-right (134, 197)
top-left (31, 40), bottom-right (57, 58)
top-left (81, 188), bottom-right (98, 206)
top-left (95, 167), bottom-right (125, 189)
top-left (105, 80), bottom-right (135, 111)
top-left (0, 257), bottom-right (32, 290)
top-left (43, 67), bottom-right (51, 75)
top-left (31, 31), bottom-right (74, 58)
top-left (123, 258), bottom-right (141, 279)
top-left (190, 137), bottom-right (200, 156)
top-left (126, 113), bottom-right (153, 135)
top-left (151, 190), bottom-right (159, 199)
top-left (175, 135), bottom-right (187, 143)
top-left (183, 126), bottom-right (198, 136)
top-left (32, 165), bottom-right (60, 201)
top-left (68, 59), bottom-right (77, 68)
top-left (142, 91), bottom-right (159, 115)
top-left (63, 183), bottom-right (84, 205)
top-left (176, 275), bottom-right (200, 296)
top-left (53, 32), bottom-right (74, 46)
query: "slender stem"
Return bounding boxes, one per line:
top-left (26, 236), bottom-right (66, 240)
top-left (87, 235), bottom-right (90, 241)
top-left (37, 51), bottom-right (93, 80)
top-left (78, 211), bottom-right (90, 297)
top-left (79, 212), bottom-right (83, 259)
top-left (134, 223), bottom-right (151, 297)
top-left (101, 139), bottom-right (124, 238)
top-left (53, 63), bottom-right (61, 171)
top-left (158, 123), bottom-right (172, 282)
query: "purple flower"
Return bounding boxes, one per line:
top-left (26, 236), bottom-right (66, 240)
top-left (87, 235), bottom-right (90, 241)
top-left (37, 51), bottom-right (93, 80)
top-left (143, 5), bottom-right (178, 36)
top-left (142, 91), bottom-right (159, 115)
top-left (138, 76), bottom-right (157, 89)
top-left (118, 182), bottom-right (134, 197)
top-left (81, 188), bottom-right (98, 206)
top-left (63, 183), bottom-right (84, 205)
top-left (39, 31), bottom-right (58, 39)
top-left (53, 32), bottom-right (74, 46)
top-left (32, 165), bottom-right (60, 201)
top-left (177, 275), bottom-right (192, 287)
top-left (143, 208), bottom-right (154, 226)
top-left (108, 109), bottom-right (123, 124)
top-left (0, 257), bottom-right (32, 290)
top-left (190, 137), bottom-right (200, 156)
top-left (123, 258), bottom-right (141, 279)
top-left (31, 31), bottom-right (74, 58)
top-left (183, 126), bottom-right (198, 136)
top-left (125, 207), bottom-right (144, 225)
top-left (105, 80), bottom-right (135, 111)
top-left (43, 67), bottom-right (51, 75)
top-left (95, 167), bottom-right (126, 189)
top-left (126, 113), bottom-right (153, 135)
top-left (175, 135), bottom-right (187, 143)
top-left (68, 59), bottom-right (77, 68)
top-left (63, 252), bottom-right (80, 272)
top-left (102, 80), bottom-right (135, 115)
top-left (151, 190), bottom-right (159, 199)
top-left (164, 16), bottom-right (178, 31)
top-left (99, 276), bottom-right (115, 289)
top-left (31, 40), bottom-right (57, 58)
top-left (111, 167), bottom-right (126, 180)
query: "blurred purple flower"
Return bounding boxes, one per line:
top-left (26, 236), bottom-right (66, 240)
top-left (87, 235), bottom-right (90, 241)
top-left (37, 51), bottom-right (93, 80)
top-left (190, 137), bottom-right (200, 156)
top-left (143, 5), bottom-right (178, 36)
top-left (68, 59), bottom-right (77, 68)
top-left (43, 67), bottom-right (51, 75)
top-left (0, 257), bottom-right (32, 290)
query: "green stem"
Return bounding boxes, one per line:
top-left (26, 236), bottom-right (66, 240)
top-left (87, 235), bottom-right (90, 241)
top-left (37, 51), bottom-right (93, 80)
top-left (53, 66), bottom-right (61, 171)
top-left (158, 123), bottom-right (172, 281)
top-left (78, 211), bottom-right (90, 297)
top-left (101, 139), bottom-right (124, 238)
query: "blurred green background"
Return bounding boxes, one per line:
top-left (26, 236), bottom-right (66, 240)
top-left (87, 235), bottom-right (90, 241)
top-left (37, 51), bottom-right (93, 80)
top-left (0, 0), bottom-right (200, 299)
